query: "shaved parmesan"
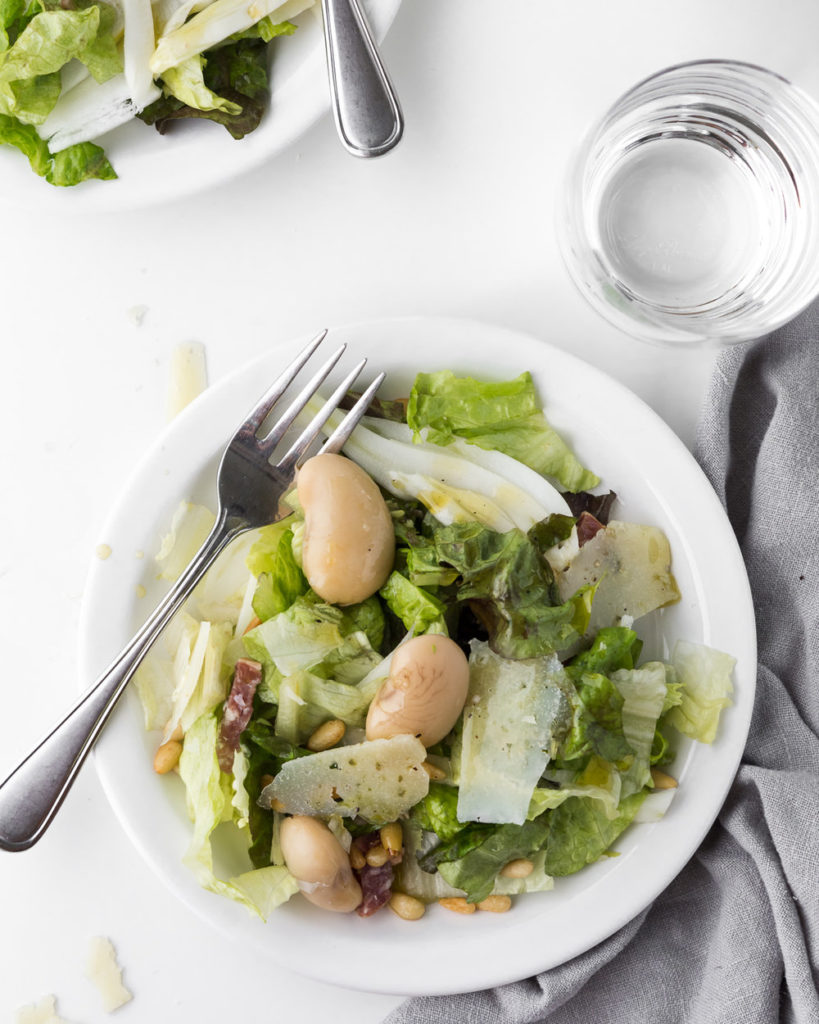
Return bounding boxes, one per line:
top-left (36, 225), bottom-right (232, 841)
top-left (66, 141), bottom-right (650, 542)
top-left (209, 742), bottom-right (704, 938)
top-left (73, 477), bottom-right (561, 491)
top-left (85, 936), bottom-right (132, 1012)
top-left (15, 995), bottom-right (68, 1024)
top-left (557, 520), bottom-right (680, 630)
top-left (457, 641), bottom-right (571, 825)
top-left (266, 735), bottom-right (429, 824)
top-left (167, 341), bottom-right (208, 421)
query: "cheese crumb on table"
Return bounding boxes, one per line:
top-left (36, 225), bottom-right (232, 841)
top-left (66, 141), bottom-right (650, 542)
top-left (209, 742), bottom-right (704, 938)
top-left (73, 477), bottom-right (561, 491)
top-left (85, 936), bottom-right (132, 1012)
top-left (15, 995), bottom-right (69, 1024)
top-left (166, 341), bottom-right (208, 421)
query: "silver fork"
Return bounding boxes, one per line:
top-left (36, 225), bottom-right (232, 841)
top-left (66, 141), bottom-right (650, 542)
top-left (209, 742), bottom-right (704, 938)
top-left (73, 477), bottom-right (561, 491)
top-left (0, 330), bottom-right (384, 852)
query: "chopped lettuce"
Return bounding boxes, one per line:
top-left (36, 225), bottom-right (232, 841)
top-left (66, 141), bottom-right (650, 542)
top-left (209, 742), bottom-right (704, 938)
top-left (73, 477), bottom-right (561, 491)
top-left (155, 502), bottom-right (216, 582)
top-left (407, 370), bottom-right (599, 493)
top-left (666, 640), bottom-right (735, 743)
top-left (411, 782), bottom-right (464, 843)
top-left (378, 570), bottom-right (447, 635)
top-left (249, 524), bottom-right (308, 623)
top-left (611, 662), bottom-right (669, 796)
top-left (542, 791), bottom-right (647, 876)
top-left (0, 3), bottom-right (121, 124)
top-left (0, 109), bottom-right (114, 182)
top-left (400, 519), bottom-right (593, 659)
top-left (529, 756), bottom-right (623, 820)
top-left (434, 816), bottom-right (552, 904)
top-left (178, 712), bottom-right (299, 918)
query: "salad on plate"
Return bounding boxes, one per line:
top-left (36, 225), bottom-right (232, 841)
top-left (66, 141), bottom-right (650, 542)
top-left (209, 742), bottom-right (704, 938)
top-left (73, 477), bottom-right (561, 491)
top-left (134, 367), bottom-right (735, 922)
top-left (0, 0), bottom-right (314, 185)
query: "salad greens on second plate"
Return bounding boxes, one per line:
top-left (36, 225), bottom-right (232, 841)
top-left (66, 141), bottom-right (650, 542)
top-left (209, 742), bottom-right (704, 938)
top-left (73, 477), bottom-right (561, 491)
top-left (0, 0), bottom-right (314, 185)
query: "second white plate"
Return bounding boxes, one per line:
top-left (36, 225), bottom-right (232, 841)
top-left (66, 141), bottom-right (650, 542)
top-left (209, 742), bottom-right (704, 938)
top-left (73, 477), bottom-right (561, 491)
top-left (0, 0), bottom-right (402, 213)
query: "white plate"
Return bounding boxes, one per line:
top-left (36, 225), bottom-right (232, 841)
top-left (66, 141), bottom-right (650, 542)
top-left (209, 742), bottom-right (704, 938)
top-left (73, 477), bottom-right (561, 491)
top-left (0, 0), bottom-right (401, 214)
top-left (79, 317), bottom-right (756, 995)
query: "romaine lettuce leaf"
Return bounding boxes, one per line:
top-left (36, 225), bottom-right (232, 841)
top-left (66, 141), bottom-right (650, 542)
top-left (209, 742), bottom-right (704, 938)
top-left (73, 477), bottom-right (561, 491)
top-left (249, 525), bottom-right (308, 623)
top-left (666, 640), bottom-right (735, 743)
top-left (433, 816), bottom-right (552, 903)
top-left (611, 662), bottom-right (669, 796)
top-left (565, 626), bottom-right (643, 681)
top-left (379, 570), bottom-right (447, 635)
top-left (0, 109), bottom-right (115, 182)
top-left (560, 671), bottom-right (634, 765)
top-left (529, 755), bottom-right (622, 820)
top-left (159, 53), bottom-right (242, 115)
top-left (178, 712), bottom-right (298, 918)
top-left (411, 782), bottom-right (464, 842)
top-left (404, 520), bottom-right (592, 659)
top-left (542, 791), bottom-right (646, 876)
top-left (0, 3), bottom-right (121, 124)
top-left (407, 370), bottom-right (599, 493)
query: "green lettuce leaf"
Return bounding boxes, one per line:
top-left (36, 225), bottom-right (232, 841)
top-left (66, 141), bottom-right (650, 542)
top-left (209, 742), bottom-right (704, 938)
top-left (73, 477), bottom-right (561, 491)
top-left (666, 640), bottom-right (735, 744)
top-left (407, 370), bottom-right (599, 493)
top-left (160, 54), bottom-right (242, 115)
top-left (528, 755), bottom-right (623, 820)
top-left (561, 671), bottom-right (634, 765)
top-left (142, 32), bottom-right (286, 140)
top-left (0, 111), bottom-right (114, 183)
top-left (565, 626), bottom-right (643, 681)
top-left (1, 0), bottom-right (27, 49)
top-left (339, 595), bottom-right (385, 653)
top-left (249, 525), bottom-right (308, 623)
top-left (0, 4), bottom-right (121, 124)
top-left (411, 782), bottom-right (464, 842)
top-left (433, 816), bottom-right (553, 903)
top-left (379, 570), bottom-right (447, 635)
top-left (47, 137), bottom-right (114, 183)
top-left (542, 791), bottom-right (646, 876)
top-left (440, 521), bottom-right (594, 658)
top-left (240, 715), bottom-right (311, 868)
top-left (611, 662), bottom-right (669, 796)
top-left (177, 712), bottom-right (299, 917)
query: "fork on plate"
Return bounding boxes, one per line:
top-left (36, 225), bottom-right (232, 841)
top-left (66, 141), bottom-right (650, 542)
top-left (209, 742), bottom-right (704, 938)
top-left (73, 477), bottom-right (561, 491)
top-left (0, 330), bottom-right (384, 852)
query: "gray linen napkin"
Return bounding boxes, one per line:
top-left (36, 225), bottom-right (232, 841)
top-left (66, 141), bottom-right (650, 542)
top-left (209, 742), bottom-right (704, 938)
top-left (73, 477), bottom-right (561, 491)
top-left (385, 312), bottom-right (819, 1024)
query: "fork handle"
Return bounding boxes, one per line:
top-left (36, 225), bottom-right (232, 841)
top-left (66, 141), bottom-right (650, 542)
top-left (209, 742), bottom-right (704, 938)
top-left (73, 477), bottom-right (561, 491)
top-left (322, 0), bottom-right (403, 157)
top-left (0, 516), bottom-right (239, 852)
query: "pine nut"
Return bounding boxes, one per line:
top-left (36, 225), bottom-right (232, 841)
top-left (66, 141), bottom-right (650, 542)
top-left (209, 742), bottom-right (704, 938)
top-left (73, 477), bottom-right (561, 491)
top-left (421, 761), bottom-right (446, 781)
top-left (168, 723), bottom-right (184, 742)
top-left (438, 897), bottom-right (476, 915)
top-left (366, 844), bottom-right (390, 867)
top-left (500, 858), bottom-right (534, 879)
top-left (270, 797), bottom-right (288, 813)
top-left (349, 845), bottom-right (366, 870)
top-left (307, 718), bottom-right (346, 752)
top-left (389, 893), bottom-right (426, 921)
top-left (380, 822), bottom-right (403, 857)
top-left (651, 768), bottom-right (678, 790)
top-left (153, 739), bottom-right (183, 775)
top-left (260, 774), bottom-right (275, 789)
top-left (477, 895), bottom-right (512, 913)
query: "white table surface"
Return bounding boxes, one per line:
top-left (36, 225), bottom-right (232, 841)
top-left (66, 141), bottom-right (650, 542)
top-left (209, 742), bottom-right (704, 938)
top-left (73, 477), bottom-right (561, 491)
top-left (2, 0), bottom-right (818, 1020)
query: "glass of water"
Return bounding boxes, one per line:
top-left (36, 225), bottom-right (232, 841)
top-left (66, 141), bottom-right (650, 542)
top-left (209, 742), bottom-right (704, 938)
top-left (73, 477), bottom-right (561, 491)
top-left (558, 60), bottom-right (819, 346)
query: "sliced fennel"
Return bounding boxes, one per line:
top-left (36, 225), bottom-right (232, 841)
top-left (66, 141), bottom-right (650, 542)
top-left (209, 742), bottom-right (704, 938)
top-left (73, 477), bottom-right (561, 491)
top-left (305, 401), bottom-right (571, 534)
top-left (150, 0), bottom-right (314, 74)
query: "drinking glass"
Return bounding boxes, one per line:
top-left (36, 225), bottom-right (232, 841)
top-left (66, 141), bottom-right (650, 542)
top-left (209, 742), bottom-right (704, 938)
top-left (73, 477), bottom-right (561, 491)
top-left (559, 60), bottom-right (819, 346)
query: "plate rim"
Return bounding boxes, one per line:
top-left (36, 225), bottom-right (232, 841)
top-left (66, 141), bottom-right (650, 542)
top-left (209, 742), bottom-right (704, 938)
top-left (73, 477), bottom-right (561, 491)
top-left (78, 315), bottom-right (757, 995)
